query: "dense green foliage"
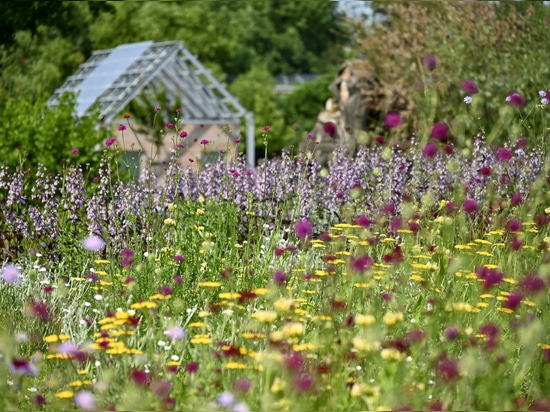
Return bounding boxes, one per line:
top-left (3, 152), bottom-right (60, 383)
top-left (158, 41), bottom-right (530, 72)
top-left (0, 94), bottom-right (107, 173)
top-left (355, 1), bottom-right (550, 146)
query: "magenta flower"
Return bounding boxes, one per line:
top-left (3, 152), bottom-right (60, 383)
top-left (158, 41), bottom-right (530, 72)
top-left (118, 124), bottom-right (126, 131)
top-left (461, 80), bottom-right (478, 94)
top-left (423, 55), bottom-right (437, 71)
top-left (130, 369), bottom-right (150, 386)
top-left (430, 122), bottom-right (449, 141)
top-left (384, 112), bottom-right (402, 129)
top-left (462, 198), bottom-right (478, 214)
top-left (503, 291), bottom-right (523, 311)
top-left (200, 139), bottom-right (209, 145)
top-left (166, 122), bottom-right (174, 129)
top-left (123, 113), bottom-right (131, 119)
top-left (422, 142), bottom-right (438, 158)
top-left (350, 255), bottom-right (373, 273)
top-left (185, 362), bottom-right (199, 373)
top-left (82, 235), bottom-right (105, 252)
top-left (2, 264), bottom-right (21, 285)
top-left (9, 357), bottom-right (38, 377)
top-left (323, 121), bottom-right (337, 136)
top-left (506, 92), bottom-right (525, 107)
top-left (505, 218), bottom-right (521, 232)
top-left (74, 390), bottom-right (97, 411)
top-left (262, 125), bottom-right (270, 131)
top-left (180, 131), bottom-right (188, 138)
top-left (234, 378), bottom-right (252, 393)
top-left (510, 193), bottom-right (523, 206)
top-left (294, 218), bottom-right (313, 240)
top-left (165, 325), bottom-right (186, 341)
top-left (496, 147), bottom-right (513, 162)
top-left (272, 270), bottom-right (287, 285)
top-left (174, 254), bottom-right (185, 263)
top-left (71, 148), bottom-right (80, 155)
top-left (443, 326), bottom-right (459, 341)
top-left (105, 138), bottom-right (116, 147)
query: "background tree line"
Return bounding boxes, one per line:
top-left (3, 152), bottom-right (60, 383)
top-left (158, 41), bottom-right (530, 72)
top-left (1, 1), bottom-right (549, 174)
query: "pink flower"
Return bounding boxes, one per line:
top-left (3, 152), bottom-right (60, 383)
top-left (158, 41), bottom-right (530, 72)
top-left (118, 124), bottom-right (126, 131)
top-left (123, 113), bottom-right (131, 119)
top-left (105, 138), bottom-right (116, 147)
top-left (83, 235), bottom-right (105, 252)
top-left (154, 105), bottom-right (161, 112)
top-left (200, 139), bottom-right (209, 145)
top-left (262, 125), bottom-right (270, 131)
top-left (71, 148), bottom-right (80, 155)
top-left (2, 264), bottom-right (21, 285)
top-left (74, 390), bottom-right (97, 411)
top-left (166, 122), bottom-right (174, 129)
top-left (176, 108), bottom-right (182, 113)
top-left (179, 131), bottom-right (188, 138)
top-left (384, 112), bottom-right (402, 129)
top-left (165, 325), bottom-right (186, 341)
top-left (423, 55), bottom-right (437, 71)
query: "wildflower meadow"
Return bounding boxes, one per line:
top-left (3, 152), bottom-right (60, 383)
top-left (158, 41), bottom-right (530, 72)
top-left (2, 76), bottom-right (550, 411)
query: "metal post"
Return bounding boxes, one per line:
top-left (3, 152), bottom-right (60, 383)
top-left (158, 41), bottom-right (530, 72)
top-left (245, 112), bottom-right (255, 168)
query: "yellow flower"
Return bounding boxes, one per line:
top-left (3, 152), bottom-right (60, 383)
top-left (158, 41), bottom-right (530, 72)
top-left (164, 218), bottom-right (176, 226)
top-left (352, 336), bottom-right (380, 352)
top-left (167, 203), bottom-right (176, 212)
top-left (218, 292), bottom-right (241, 300)
top-left (274, 298), bottom-right (295, 312)
top-left (252, 310), bottom-right (277, 323)
top-left (225, 362), bottom-right (247, 369)
top-left (282, 322), bottom-right (304, 337)
top-left (55, 390), bottom-right (74, 399)
top-left (380, 348), bottom-right (405, 361)
top-left (355, 314), bottom-right (376, 326)
top-left (197, 281), bottom-right (222, 288)
top-left (383, 311), bottom-right (404, 326)
top-left (130, 301), bottom-right (157, 309)
top-left (271, 377), bottom-right (286, 393)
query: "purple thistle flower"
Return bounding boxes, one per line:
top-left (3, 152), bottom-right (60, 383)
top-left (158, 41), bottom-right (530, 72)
top-left (323, 122), bottom-right (337, 137)
top-left (384, 112), bottom-right (402, 129)
top-left (9, 357), bottom-right (39, 377)
top-left (461, 80), bottom-right (478, 94)
top-left (422, 142), bottom-right (438, 158)
top-left (443, 326), bottom-right (459, 341)
top-left (462, 198), bottom-right (478, 214)
top-left (423, 54), bottom-right (437, 71)
top-left (506, 92), bottom-right (525, 107)
top-left (504, 291), bottom-right (523, 311)
top-left (496, 147), bottom-right (513, 162)
top-left (272, 270), bottom-right (287, 285)
top-left (294, 218), bottom-right (313, 240)
top-left (2, 264), bottom-right (21, 285)
top-left (430, 122), bottom-right (449, 141)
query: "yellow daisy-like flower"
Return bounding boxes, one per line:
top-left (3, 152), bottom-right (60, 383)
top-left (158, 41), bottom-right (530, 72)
top-left (355, 314), bottom-right (376, 326)
top-left (197, 281), bottom-right (222, 288)
top-left (218, 292), bottom-right (241, 300)
top-left (55, 390), bottom-right (74, 399)
top-left (381, 348), bottom-right (406, 361)
top-left (383, 311), bottom-right (404, 326)
top-left (225, 362), bottom-right (247, 369)
top-left (252, 310), bottom-right (277, 323)
top-left (282, 322), bottom-right (304, 337)
top-left (130, 301), bottom-right (157, 309)
top-left (274, 298), bottom-right (295, 312)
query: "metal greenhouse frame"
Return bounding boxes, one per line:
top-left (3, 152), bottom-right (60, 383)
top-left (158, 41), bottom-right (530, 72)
top-left (47, 40), bottom-right (255, 166)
